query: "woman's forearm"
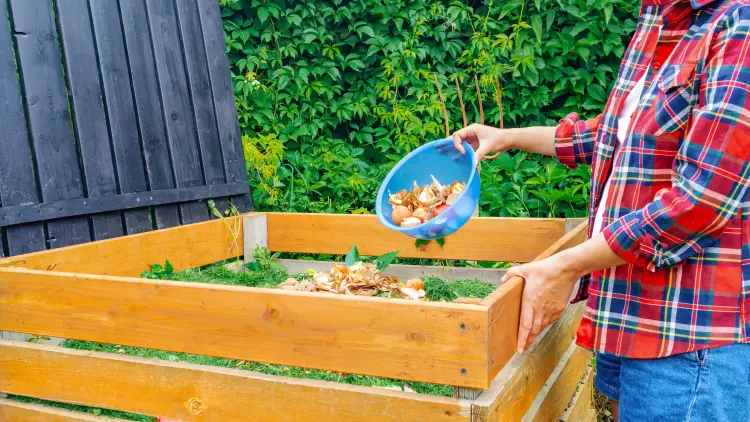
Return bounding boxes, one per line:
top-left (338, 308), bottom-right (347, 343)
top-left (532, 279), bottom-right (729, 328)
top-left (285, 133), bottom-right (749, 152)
top-left (506, 126), bottom-right (557, 157)
top-left (557, 232), bottom-right (628, 278)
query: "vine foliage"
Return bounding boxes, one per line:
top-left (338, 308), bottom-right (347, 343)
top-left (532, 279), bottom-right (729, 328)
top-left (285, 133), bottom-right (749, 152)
top-left (220, 0), bottom-right (638, 217)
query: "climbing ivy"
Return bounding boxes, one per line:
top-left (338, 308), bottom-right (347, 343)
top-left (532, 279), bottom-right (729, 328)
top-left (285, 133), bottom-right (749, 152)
top-left (220, 0), bottom-right (639, 217)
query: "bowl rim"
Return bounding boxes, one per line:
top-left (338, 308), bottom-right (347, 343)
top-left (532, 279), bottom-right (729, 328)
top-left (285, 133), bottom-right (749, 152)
top-left (375, 137), bottom-right (478, 234)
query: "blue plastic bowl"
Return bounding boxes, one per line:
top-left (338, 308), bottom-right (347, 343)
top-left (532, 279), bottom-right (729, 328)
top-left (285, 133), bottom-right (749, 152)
top-left (376, 138), bottom-right (480, 240)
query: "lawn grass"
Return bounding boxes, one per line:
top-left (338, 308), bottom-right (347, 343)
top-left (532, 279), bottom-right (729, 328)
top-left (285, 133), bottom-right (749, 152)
top-left (8, 259), bottom-right (497, 420)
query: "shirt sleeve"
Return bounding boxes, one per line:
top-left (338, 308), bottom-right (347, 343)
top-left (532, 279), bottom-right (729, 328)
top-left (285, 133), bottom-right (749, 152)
top-left (554, 112), bottom-right (603, 168)
top-left (603, 7), bottom-right (750, 272)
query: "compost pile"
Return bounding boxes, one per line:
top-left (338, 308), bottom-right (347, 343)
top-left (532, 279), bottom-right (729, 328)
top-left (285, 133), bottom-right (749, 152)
top-left (389, 175), bottom-right (466, 227)
top-left (279, 262), bottom-right (427, 300)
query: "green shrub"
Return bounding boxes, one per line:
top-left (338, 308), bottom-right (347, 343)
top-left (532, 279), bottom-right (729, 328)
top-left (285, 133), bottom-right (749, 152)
top-left (220, 0), bottom-right (638, 216)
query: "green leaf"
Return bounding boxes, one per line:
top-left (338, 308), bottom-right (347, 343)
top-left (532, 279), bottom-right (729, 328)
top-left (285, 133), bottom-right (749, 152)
top-left (604, 5), bottom-right (613, 25)
top-left (435, 237), bottom-right (445, 247)
top-left (531, 15), bottom-right (543, 43)
top-left (588, 84), bottom-right (607, 103)
top-left (345, 245), bottom-right (360, 266)
top-left (376, 250), bottom-right (399, 271)
top-left (415, 239), bottom-right (430, 248)
top-left (257, 7), bottom-right (269, 23)
top-left (165, 259), bottom-right (174, 275)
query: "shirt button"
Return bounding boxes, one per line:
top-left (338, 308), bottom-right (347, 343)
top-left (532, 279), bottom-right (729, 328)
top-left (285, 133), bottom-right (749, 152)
top-left (653, 61), bottom-right (662, 70)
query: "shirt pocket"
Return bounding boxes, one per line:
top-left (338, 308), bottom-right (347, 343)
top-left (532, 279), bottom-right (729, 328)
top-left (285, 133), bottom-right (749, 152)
top-left (654, 63), bottom-right (698, 135)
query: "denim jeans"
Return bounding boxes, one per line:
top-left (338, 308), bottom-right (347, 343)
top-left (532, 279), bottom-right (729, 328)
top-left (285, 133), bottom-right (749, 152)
top-left (595, 343), bottom-right (750, 421)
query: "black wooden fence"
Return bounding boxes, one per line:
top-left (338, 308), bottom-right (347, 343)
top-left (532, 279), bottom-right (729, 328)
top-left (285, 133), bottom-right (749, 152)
top-left (0, 0), bottom-right (252, 257)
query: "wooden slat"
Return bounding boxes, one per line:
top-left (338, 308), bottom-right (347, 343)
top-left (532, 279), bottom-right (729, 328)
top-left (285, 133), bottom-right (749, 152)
top-left (196, 0), bottom-right (252, 211)
top-left (522, 343), bottom-right (593, 421)
top-left (56, 0), bottom-right (125, 242)
top-left (145, 0), bottom-right (209, 225)
top-left (174, 1), bottom-right (227, 187)
top-left (0, 341), bottom-right (471, 422)
top-left (88, 0), bottom-right (152, 236)
top-left (0, 184), bottom-right (249, 227)
top-left (0, 398), bottom-right (129, 422)
top-left (0, 267), bottom-right (490, 388)
top-left (486, 277), bottom-right (524, 387)
top-left (119, 0), bottom-right (181, 230)
top-left (266, 213), bottom-right (566, 262)
top-left (472, 302), bottom-right (585, 421)
top-left (560, 364), bottom-right (595, 422)
top-left (478, 220), bottom-right (588, 391)
top-left (0, 216), bottom-right (243, 276)
top-left (9, 0), bottom-right (91, 250)
top-left (0, 0), bottom-right (46, 256)
top-left (175, 0), bottom-right (230, 218)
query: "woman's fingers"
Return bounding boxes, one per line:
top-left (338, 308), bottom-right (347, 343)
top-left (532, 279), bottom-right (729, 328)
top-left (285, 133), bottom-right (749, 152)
top-left (452, 132), bottom-right (467, 154)
top-left (501, 265), bottom-right (523, 283)
top-left (517, 300), bottom-right (534, 353)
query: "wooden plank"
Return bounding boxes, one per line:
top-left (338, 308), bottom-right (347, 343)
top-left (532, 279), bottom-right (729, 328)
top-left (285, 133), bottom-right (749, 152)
top-left (196, 0), bottom-right (251, 211)
top-left (0, 398), bottom-right (131, 422)
top-left (0, 183), bottom-right (248, 227)
top-left (522, 343), bottom-right (593, 421)
top-left (279, 259), bottom-right (508, 285)
top-left (88, 0), bottom-right (151, 236)
top-left (118, 0), bottom-right (180, 230)
top-left (174, 1), bottom-right (225, 187)
top-left (0, 268), bottom-right (491, 388)
top-left (266, 214), bottom-right (566, 262)
top-left (473, 221), bottom-right (589, 420)
top-left (56, 0), bottom-right (124, 242)
top-left (486, 277), bottom-right (524, 388)
top-left (10, 0), bottom-right (91, 250)
top-left (0, 216), bottom-right (244, 276)
top-left (174, 0), bottom-right (230, 220)
top-left (10, 0), bottom-right (90, 249)
top-left (0, 341), bottom-right (471, 421)
top-left (145, 0), bottom-right (208, 225)
top-left (473, 302), bottom-right (585, 421)
top-left (0, 0), bottom-right (46, 256)
top-left (559, 365), bottom-right (595, 422)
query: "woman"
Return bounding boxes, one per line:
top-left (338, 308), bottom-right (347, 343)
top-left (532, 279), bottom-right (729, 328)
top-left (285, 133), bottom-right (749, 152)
top-left (454, 0), bottom-right (750, 420)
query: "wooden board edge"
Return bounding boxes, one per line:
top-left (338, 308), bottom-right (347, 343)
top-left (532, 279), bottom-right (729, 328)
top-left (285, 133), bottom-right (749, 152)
top-left (0, 267), bottom-right (491, 388)
top-left (522, 343), bottom-right (593, 421)
top-left (265, 213), bottom-right (567, 262)
top-left (0, 341), bottom-right (473, 421)
top-left (485, 277), bottom-right (523, 384)
top-left (0, 213), bottom-right (257, 275)
top-left (0, 397), bottom-right (131, 422)
top-left (560, 363), bottom-right (595, 422)
top-left (471, 301), bottom-right (585, 421)
top-left (477, 220), bottom-right (588, 308)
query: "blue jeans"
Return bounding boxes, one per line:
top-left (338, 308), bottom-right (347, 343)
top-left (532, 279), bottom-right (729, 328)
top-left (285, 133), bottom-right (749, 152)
top-left (595, 343), bottom-right (750, 421)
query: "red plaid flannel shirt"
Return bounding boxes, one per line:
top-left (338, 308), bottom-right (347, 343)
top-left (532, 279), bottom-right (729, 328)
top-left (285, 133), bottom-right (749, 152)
top-left (556, 0), bottom-right (750, 358)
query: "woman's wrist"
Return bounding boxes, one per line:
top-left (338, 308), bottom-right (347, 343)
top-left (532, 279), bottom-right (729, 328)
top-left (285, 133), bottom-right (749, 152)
top-left (501, 126), bottom-right (557, 156)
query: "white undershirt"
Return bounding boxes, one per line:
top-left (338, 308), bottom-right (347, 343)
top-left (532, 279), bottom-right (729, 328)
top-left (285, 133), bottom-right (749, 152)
top-left (591, 71), bottom-right (649, 235)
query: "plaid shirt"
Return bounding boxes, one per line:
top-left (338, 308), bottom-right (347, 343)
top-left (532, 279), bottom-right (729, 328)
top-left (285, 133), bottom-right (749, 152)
top-left (555, 0), bottom-right (750, 358)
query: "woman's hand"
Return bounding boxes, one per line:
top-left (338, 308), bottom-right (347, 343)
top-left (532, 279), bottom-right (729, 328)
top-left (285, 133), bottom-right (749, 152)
top-left (452, 124), bottom-right (513, 161)
top-left (501, 253), bottom-right (581, 353)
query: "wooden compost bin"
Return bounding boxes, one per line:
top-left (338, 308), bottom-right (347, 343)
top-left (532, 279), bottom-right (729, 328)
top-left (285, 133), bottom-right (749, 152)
top-left (0, 213), bottom-right (594, 421)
